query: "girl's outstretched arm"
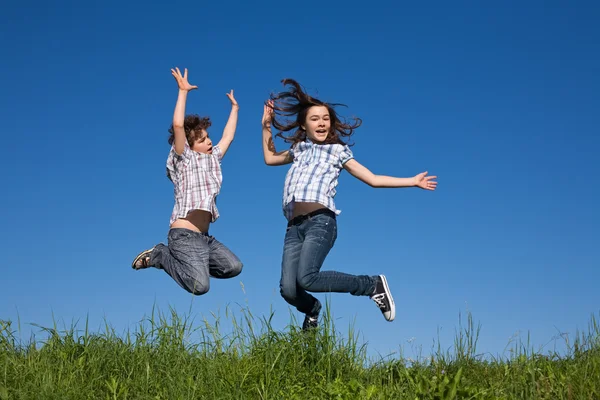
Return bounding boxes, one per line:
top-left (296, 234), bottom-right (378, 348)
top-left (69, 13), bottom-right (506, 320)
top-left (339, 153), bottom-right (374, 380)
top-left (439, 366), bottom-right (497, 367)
top-left (217, 90), bottom-right (240, 157)
top-left (262, 100), bottom-right (292, 166)
top-left (171, 67), bottom-right (198, 155)
top-left (344, 159), bottom-right (438, 190)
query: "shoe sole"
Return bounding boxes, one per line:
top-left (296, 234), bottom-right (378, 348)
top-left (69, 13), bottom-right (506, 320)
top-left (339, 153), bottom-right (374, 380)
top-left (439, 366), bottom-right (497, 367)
top-left (379, 274), bottom-right (396, 321)
top-left (131, 248), bottom-right (153, 270)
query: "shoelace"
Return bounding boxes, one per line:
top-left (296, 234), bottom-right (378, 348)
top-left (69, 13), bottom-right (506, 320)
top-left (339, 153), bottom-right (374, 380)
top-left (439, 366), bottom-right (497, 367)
top-left (371, 293), bottom-right (387, 309)
top-left (306, 316), bottom-right (318, 323)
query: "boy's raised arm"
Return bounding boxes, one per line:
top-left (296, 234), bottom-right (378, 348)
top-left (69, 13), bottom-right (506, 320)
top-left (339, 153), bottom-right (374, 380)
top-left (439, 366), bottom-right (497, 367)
top-left (171, 67), bottom-right (198, 155)
top-left (217, 90), bottom-right (240, 158)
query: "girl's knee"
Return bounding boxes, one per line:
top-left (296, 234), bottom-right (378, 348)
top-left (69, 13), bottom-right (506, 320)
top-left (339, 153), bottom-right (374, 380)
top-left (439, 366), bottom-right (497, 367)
top-left (297, 274), bottom-right (316, 291)
top-left (279, 283), bottom-right (296, 303)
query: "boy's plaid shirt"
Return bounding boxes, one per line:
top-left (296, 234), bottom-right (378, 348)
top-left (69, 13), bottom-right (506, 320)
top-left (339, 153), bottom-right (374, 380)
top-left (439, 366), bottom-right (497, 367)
top-left (166, 143), bottom-right (223, 225)
top-left (282, 139), bottom-right (354, 221)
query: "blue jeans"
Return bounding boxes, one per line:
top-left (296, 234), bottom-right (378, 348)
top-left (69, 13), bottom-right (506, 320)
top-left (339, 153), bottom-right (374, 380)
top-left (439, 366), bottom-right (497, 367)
top-left (150, 228), bottom-right (243, 295)
top-left (280, 212), bottom-right (376, 316)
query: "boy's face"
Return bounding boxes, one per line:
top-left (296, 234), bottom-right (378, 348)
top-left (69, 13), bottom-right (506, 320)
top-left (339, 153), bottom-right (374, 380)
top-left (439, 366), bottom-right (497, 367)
top-left (192, 129), bottom-right (213, 154)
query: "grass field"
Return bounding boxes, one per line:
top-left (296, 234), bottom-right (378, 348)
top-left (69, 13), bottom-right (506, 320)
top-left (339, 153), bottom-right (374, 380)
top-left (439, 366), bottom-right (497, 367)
top-left (1, 306), bottom-right (598, 399)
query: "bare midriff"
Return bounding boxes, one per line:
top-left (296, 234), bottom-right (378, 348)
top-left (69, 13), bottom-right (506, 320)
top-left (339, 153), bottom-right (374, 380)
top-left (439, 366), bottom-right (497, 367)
top-left (170, 209), bottom-right (212, 233)
top-left (291, 201), bottom-right (328, 219)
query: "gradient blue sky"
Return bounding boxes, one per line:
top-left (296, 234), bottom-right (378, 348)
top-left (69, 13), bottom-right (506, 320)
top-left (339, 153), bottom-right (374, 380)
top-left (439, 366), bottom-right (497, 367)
top-left (1, 0), bottom-right (598, 360)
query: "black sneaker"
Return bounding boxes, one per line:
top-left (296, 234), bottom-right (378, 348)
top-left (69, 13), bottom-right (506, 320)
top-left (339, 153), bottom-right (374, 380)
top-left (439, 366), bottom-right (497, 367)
top-left (302, 314), bottom-right (319, 331)
top-left (370, 275), bottom-right (395, 321)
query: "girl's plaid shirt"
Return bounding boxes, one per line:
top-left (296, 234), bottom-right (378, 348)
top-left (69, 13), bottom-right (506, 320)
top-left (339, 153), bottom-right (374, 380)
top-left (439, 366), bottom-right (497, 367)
top-left (282, 139), bottom-right (354, 221)
top-left (166, 143), bottom-right (223, 225)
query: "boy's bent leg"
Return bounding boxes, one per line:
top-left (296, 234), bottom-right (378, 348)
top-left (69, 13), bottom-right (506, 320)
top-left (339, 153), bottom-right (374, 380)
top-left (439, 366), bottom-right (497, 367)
top-left (280, 225), bottom-right (321, 316)
top-left (150, 229), bottom-right (211, 295)
top-left (207, 236), bottom-right (243, 278)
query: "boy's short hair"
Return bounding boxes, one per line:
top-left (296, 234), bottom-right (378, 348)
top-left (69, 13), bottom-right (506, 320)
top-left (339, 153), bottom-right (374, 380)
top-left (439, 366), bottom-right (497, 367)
top-left (168, 114), bottom-right (212, 147)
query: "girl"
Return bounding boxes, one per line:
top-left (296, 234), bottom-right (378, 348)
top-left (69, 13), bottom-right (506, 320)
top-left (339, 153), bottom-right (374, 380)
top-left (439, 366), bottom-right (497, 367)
top-left (261, 79), bottom-right (437, 329)
top-left (131, 67), bottom-right (243, 295)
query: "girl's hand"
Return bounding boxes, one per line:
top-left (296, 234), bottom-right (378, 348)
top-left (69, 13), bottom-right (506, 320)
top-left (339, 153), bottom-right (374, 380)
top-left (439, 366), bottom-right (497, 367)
top-left (414, 171), bottom-right (438, 190)
top-left (171, 67), bottom-right (198, 91)
top-left (226, 90), bottom-right (239, 107)
top-left (262, 100), bottom-right (274, 127)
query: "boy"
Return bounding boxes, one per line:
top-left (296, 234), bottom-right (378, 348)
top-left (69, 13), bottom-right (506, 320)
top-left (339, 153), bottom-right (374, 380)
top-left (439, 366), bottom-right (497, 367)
top-left (131, 67), bottom-right (243, 295)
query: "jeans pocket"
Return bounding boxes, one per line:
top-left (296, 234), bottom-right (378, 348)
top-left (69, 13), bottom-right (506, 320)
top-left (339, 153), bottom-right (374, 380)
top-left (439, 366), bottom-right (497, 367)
top-left (305, 216), bottom-right (337, 248)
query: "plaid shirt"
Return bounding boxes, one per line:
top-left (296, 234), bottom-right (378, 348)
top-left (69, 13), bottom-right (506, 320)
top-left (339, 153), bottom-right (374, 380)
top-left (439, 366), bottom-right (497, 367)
top-left (166, 143), bottom-right (223, 225)
top-left (282, 140), bottom-right (354, 220)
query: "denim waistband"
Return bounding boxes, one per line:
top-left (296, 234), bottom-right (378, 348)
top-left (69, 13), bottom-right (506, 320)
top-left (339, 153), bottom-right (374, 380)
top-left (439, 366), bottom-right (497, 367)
top-left (169, 227), bottom-right (209, 236)
top-left (287, 208), bottom-right (336, 227)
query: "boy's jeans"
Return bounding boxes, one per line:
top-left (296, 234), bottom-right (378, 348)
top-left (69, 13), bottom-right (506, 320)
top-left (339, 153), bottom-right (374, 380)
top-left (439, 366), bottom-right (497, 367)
top-left (150, 228), bottom-right (243, 295)
top-left (279, 212), bottom-right (376, 316)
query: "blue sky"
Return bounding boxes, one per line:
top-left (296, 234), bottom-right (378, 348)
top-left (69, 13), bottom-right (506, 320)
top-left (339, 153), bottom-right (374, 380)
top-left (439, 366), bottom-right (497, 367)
top-left (1, 0), bottom-right (599, 360)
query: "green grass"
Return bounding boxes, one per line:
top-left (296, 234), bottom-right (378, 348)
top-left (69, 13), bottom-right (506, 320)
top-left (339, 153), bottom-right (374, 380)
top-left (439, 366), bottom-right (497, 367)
top-left (1, 306), bottom-right (599, 399)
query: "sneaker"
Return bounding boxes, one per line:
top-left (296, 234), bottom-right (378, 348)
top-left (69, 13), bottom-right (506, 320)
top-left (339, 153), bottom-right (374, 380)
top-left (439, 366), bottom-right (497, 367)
top-left (302, 314), bottom-right (319, 331)
top-left (370, 275), bottom-right (395, 321)
top-left (131, 247), bottom-right (155, 270)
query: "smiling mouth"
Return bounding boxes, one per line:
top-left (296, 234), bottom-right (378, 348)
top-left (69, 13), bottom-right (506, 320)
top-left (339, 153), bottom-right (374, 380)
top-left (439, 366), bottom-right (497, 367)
top-left (316, 129), bottom-right (327, 135)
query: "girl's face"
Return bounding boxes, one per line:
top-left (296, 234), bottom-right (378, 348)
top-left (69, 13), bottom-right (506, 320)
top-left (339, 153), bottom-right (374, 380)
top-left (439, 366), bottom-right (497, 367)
top-left (302, 106), bottom-right (331, 143)
top-left (192, 129), bottom-right (213, 154)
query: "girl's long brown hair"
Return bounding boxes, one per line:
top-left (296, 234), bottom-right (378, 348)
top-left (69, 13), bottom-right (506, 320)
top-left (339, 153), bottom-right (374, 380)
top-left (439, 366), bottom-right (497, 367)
top-left (269, 79), bottom-right (361, 146)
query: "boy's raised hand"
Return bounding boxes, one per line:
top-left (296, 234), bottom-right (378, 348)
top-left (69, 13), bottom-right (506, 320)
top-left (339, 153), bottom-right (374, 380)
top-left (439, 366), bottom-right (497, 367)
top-left (226, 90), bottom-right (239, 107)
top-left (171, 67), bottom-right (198, 91)
top-left (414, 171), bottom-right (438, 191)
